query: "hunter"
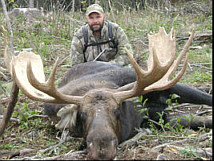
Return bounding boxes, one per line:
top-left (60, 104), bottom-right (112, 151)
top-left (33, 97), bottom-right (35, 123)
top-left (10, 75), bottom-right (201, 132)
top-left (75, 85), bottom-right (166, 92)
top-left (70, 4), bottom-right (133, 66)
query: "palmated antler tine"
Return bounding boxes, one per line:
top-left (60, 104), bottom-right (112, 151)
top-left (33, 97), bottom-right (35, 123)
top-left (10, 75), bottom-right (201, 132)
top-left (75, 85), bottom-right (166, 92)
top-left (144, 53), bottom-right (189, 93)
top-left (27, 58), bottom-right (83, 105)
top-left (113, 46), bottom-right (174, 101)
top-left (143, 29), bottom-right (195, 93)
top-left (163, 29), bottom-right (195, 80)
top-left (10, 51), bottom-right (83, 105)
top-left (27, 57), bottom-right (59, 96)
top-left (125, 46), bottom-right (174, 95)
top-left (114, 27), bottom-right (194, 103)
top-left (11, 51), bottom-right (55, 102)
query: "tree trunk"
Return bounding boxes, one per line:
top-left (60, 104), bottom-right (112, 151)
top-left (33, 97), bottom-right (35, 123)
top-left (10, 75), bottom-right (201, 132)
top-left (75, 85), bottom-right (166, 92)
top-left (1, 0), bottom-right (14, 54)
top-left (0, 0), bottom-right (19, 137)
top-left (72, 0), bottom-right (75, 16)
top-left (0, 82), bottom-right (19, 136)
top-left (29, 0), bottom-right (34, 8)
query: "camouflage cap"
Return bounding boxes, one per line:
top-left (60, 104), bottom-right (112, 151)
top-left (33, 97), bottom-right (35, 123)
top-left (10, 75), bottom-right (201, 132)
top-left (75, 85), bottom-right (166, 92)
top-left (86, 4), bottom-right (104, 16)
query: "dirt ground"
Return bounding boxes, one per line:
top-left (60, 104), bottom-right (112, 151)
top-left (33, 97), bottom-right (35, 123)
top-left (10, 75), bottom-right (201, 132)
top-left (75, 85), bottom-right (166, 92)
top-left (0, 39), bottom-right (213, 161)
top-left (0, 70), bottom-right (212, 160)
top-left (0, 106), bottom-right (212, 160)
top-left (0, 45), bottom-right (212, 160)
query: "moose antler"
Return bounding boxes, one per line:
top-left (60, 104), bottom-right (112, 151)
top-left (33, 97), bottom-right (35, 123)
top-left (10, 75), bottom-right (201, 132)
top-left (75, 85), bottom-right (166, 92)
top-left (11, 51), bottom-right (83, 105)
top-left (114, 27), bottom-right (194, 101)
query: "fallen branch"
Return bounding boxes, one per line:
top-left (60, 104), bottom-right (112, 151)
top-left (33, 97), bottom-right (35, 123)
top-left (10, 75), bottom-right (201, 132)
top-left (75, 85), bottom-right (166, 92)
top-left (156, 154), bottom-right (167, 160)
top-left (177, 31), bottom-right (212, 42)
top-left (196, 110), bottom-right (212, 116)
top-left (0, 71), bottom-right (8, 80)
top-left (60, 150), bottom-right (87, 160)
top-left (0, 97), bottom-right (10, 104)
top-left (190, 63), bottom-right (212, 70)
top-left (20, 150), bottom-right (87, 160)
top-left (28, 114), bottom-right (49, 120)
top-left (165, 145), bottom-right (212, 158)
top-left (57, 55), bottom-right (70, 66)
top-left (151, 130), bottom-right (212, 153)
top-left (173, 103), bottom-right (209, 109)
top-left (17, 130), bottom-right (73, 160)
top-left (0, 115), bottom-right (20, 123)
top-left (14, 139), bottom-right (86, 160)
top-left (187, 62), bottom-right (193, 71)
top-left (118, 128), bottom-right (152, 150)
top-left (0, 148), bottom-right (36, 159)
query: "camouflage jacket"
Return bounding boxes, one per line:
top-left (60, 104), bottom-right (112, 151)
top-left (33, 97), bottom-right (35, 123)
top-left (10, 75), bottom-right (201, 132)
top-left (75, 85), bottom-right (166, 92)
top-left (70, 20), bottom-right (133, 66)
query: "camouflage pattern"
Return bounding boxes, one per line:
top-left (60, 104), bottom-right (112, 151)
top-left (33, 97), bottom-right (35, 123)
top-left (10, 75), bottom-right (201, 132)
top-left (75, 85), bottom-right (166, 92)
top-left (85, 4), bottom-right (104, 16)
top-left (70, 20), bottom-right (133, 66)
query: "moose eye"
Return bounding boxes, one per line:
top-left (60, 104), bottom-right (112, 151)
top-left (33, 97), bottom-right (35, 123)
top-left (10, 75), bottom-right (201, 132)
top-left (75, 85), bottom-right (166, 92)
top-left (80, 112), bottom-right (87, 121)
top-left (114, 108), bottom-right (120, 119)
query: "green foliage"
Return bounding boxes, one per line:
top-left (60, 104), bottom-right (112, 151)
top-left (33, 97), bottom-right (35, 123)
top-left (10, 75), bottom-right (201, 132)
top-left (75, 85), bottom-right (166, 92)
top-left (0, 82), bottom-right (13, 97)
top-left (179, 146), bottom-right (203, 159)
top-left (192, 71), bottom-right (211, 83)
top-left (183, 70), bottom-right (212, 83)
top-left (167, 117), bottom-right (184, 133)
top-left (148, 112), bottom-right (185, 135)
top-left (188, 47), bottom-right (212, 64)
top-left (182, 114), bottom-right (194, 127)
top-left (0, 143), bottom-right (21, 150)
top-left (136, 93), bottom-right (188, 136)
top-left (134, 95), bottom-right (148, 116)
top-left (7, 0), bottom-right (19, 8)
top-left (12, 102), bottom-right (42, 129)
top-left (166, 93), bottom-right (180, 107)
top-left (8, 13), bottom-right (75, 59)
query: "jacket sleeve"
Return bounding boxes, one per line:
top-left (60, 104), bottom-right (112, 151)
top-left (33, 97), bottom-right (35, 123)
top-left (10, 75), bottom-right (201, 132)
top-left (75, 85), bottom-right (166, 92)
top-left (110, 25), bottom-right (133, 66)
top-left (70, 36), bottom-right (85, 66)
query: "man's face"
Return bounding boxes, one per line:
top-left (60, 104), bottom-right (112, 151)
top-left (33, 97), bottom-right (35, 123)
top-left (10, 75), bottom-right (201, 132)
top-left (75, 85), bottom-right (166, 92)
top-left (87, 12), bottom-right (105, 32)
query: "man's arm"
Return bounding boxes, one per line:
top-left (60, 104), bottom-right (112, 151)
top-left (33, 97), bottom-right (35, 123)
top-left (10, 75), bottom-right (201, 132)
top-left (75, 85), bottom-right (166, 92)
top-left (70, 36), bottom-right (85, 66)
top-left (110, 25), bottom-right (133, 66)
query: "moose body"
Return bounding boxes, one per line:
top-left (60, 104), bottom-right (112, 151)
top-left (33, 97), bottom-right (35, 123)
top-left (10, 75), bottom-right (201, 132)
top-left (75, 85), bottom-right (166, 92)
top-left (44, 61), bottom-right (212, 159)
top-left (9, 28), bottom-right (212, 160)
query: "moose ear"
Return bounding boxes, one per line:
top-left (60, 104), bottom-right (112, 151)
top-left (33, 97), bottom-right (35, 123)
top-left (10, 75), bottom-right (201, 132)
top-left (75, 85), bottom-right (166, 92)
top-left (55, 104), bottom-right (78, 131)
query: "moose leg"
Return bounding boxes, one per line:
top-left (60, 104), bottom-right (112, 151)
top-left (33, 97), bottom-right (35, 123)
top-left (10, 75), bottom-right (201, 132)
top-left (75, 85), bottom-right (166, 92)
top-left (164, 83), bottom-right (212, 129)
top-left (139, 83), bottom-right (212, 130)
top-left (168, 83), bottom-right (212, 106)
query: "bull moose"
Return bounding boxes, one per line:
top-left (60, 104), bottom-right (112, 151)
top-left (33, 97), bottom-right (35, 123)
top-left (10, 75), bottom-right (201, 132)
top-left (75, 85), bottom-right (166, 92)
top-left (7, 27), bottom-right (212, 160)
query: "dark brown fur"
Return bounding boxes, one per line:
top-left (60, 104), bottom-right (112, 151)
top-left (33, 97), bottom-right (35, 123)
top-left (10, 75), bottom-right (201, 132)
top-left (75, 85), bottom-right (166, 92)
top-left (44, 61), bottom-right (212, 160)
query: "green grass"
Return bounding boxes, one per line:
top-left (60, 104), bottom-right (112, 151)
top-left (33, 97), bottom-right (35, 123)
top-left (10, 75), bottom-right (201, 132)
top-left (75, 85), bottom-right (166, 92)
top-left (182, 70), bottom-right (212, 84)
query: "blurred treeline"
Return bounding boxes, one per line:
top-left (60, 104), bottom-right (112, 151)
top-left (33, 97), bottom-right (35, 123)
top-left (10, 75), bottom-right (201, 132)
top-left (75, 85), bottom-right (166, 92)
top-left (1, 0), bottom-right (190, 12)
